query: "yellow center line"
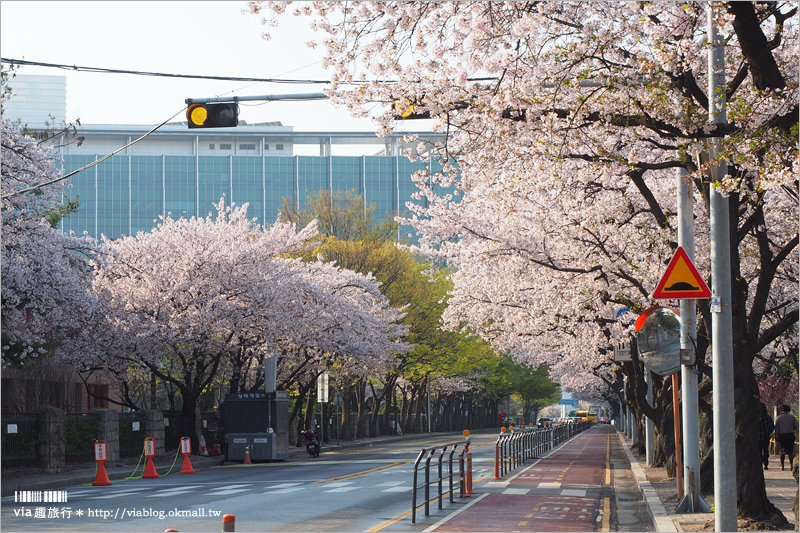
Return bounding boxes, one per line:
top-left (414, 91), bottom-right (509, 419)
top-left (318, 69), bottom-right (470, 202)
top-left (313, 460), bottom-right (410, 484)
top-left (601, 496), bottom-right (611, 532)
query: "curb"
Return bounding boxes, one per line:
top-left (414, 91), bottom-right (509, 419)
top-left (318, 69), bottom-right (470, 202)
top-left (616, 431), bottom-right (678, 533)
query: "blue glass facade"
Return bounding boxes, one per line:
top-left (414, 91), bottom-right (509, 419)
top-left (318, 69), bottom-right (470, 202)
top-left (59, 154), bottom-right (451, 243)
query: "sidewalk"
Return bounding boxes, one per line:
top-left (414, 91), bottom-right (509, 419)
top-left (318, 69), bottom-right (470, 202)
top-left (617, 430), bottom-right (799, 532)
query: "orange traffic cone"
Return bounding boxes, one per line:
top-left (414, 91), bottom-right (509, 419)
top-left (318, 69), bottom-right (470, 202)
top-left (93, 461), bottom-right (112, 486)
top-left (180, 454), bottom-right (195, 474)
top-left (143, 454), bottom-right (159, 478)
top-left (243, 445), bottom-right (252, 465)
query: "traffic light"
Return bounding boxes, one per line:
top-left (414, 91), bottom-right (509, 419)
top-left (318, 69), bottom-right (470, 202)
top-left (186, 102), bottom-right (239, 128)
top-left (393, 99), bottom-right (431, 120)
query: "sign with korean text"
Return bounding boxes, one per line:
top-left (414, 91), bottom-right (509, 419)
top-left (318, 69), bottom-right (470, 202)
top-left (94, 441), bottom-right (107, 462)
top-left (180, 437), bottom-right (191, 455)
top-left (143, 438), bottom-right (155, 458)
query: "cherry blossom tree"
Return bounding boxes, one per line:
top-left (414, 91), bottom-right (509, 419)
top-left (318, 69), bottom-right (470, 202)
top-left (252, 1), bottom-right (798, 522)
top-left (76, 199), bottom-right (408, 449)
top-left (1, 102), bottom-right (96, 367)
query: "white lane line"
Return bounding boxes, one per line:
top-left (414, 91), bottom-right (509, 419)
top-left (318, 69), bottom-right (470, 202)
top-left (422, 493), bottom-right (490, 533)
top-left (207, 488), bottom-right (251, 496)
top-left (561, 489), bottom-right (587, 496)
top-left (381, 486), bottom-right (412, 493)
top-left (323, 487), bottom-right (360, 493)
top-left (322, 481), bottom-right (354, 488)
top-left (266, 483), bottom-right (302, 489)
top-left (503, 488), bottom-right (530, 495)
top-left (375, 481), bottom-right (404, 487)
top-left (266, 487), bottom-right (306, 494)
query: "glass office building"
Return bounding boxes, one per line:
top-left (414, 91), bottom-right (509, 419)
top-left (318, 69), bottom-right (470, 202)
top-left (53, 123), bottom-right (453, 243)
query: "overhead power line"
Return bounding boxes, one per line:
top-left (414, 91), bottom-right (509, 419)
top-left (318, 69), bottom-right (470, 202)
top-left (1, 58), bottom-right (498, 85)
top-left (1, 58), bottom-right (331, 85)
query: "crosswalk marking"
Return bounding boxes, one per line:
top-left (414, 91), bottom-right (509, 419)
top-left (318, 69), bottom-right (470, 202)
top-left (538, 482), bottom-right (561, 488)
top-left (324, 487), bottom-right (360, 493)
top-left (267, 483), bottom-right (302, 489)
top-left (207, 488), bottom-right (251, 496)
top-left (266, 487), bottom-right (306, 494)
top-left (381, 486), bottom-right (411, 493)
top-left (376, 481), bottom-right (404, 487)
top-left (86, 488), bottom-right (149, 500)
top-left (503, 488), bottom-right (530, 495)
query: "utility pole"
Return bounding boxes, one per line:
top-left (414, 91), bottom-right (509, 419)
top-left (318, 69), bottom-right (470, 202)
top-left (708, 4), bottom-right (737, 531)
top-left (675, 160), bottom-right (710, 513)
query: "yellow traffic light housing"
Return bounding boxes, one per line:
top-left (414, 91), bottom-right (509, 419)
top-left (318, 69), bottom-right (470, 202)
top-left (186, 102), bottom-right (238, 128)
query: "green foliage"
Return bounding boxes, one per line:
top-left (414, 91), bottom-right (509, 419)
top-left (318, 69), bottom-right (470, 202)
top-left (64, 417), bottom-right (99, 457)
top-left (279, 189), bottom-right (399, 242)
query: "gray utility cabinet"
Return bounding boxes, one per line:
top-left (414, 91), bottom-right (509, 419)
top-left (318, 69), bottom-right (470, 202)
top-left (222, 391), bottom-right (289, 461)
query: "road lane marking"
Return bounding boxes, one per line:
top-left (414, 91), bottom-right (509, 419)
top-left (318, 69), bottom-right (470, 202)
top-left (601, 496), bottom-right (611, 531)
top-left (207, 487), bottom-right (251, 496)
top-left (266, 487), bottom-right (305, 494)
top-left (266, 483), bottom-right (303, 489)
top-left (314, 460), bottom-right (409, 483)
top-left (420, 493), bottom-right (489, 533)
top-left (381, 486), bottom-right (411, 492)
top-left (324, 487), bottom-right (360, 493)
top-left (375, 481), bottom-right (404, 487)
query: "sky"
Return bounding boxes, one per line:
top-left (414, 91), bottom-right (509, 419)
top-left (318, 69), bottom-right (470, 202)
top-left (0, 1), bottom-right (384, 132)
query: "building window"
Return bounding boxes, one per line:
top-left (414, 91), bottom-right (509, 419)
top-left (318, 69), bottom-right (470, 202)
top-left (276, 144), bottom-right (284, 151)
top-left (240, 144), bottom-right (256, 151)
top-left (209, 144), bottom-right (215, 150)
top-left (264, 143), bottom-right (270, 150)
top-left (220, 143), bottom-right (232, 150)
top-left (86, 384), bottom-right (108, 410)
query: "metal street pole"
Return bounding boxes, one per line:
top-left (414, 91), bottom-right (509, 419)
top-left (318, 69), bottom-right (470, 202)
top-left (645, 367), bottom-right (654, 465)
top-left (708, 5), bottom-right (737, 531)
top-left (675, 162), bottom-right (711, 513)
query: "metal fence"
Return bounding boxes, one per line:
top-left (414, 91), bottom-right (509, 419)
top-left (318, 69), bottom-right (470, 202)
top-left (411, 439), bottom-right (468, 524)
top-left (1, 412), bottom-right (40, 469)
top-left (65, 411), bottom-right (101, 464)
top-left (118, 411), bottom-right (148, 458)
top-left (493, 421), bottom-right (592, 478)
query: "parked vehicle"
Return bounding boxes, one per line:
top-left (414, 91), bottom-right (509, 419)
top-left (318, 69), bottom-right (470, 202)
top-left (303, 429), bottom-right (321, 457)
top-left (537, 417), bottom-right (552, 428)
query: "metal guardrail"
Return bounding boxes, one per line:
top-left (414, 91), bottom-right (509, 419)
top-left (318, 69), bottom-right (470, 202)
top-left (411, 439), bottom-right (468, 524)
top-left (494, 422), bottom-right (592, 478)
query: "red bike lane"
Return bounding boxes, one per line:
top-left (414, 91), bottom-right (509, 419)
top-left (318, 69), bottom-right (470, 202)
top-left (430, 426), bottom-right (615, 532)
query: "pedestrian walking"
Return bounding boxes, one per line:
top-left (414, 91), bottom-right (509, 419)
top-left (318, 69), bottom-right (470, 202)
top-left (775, 404), bottom-right (798, 471)
top-left (758, 403), bottom-right (775, 470)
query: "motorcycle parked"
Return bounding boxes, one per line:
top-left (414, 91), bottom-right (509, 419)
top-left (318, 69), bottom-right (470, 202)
top-left (303, 429), bottom-right (321, 457)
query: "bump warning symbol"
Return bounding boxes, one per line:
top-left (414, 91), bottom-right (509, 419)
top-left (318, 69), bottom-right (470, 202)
top-left (653, 247), bottom-right (711, 299)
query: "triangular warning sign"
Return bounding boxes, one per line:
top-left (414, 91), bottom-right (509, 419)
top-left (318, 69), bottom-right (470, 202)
top-left (653, 247), bottom-right (711, 299)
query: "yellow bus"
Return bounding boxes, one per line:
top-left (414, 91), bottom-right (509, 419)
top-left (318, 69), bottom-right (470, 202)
top-left (570, 410), bottom-right (598, 424)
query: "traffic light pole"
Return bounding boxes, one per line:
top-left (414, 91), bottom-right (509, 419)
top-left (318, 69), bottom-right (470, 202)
top-left (185, 93), bottom-right (328, 105)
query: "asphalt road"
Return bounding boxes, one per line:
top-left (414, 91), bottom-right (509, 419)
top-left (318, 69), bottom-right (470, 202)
top-left (1, 433), bottom-right (497, 532)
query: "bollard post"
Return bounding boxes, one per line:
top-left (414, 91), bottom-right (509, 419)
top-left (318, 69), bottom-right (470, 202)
top-left (466, 449), bottom-right (474, 494)
top-left (493, 443), bottom-right (501, 480)
top-left (222, 514), bottom-right (235, 532)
